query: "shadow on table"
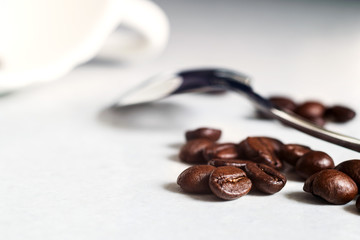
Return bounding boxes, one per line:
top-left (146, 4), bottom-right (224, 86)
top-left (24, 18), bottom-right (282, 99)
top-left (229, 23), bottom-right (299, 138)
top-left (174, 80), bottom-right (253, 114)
top-left (343, 203), bottom-right (359, 215)
top-left (282, 169), bottom-right (304, 182)
top-left (163, 182), bottom-right (221, 202)
top-left (83, 57), bottom-right (126, 67)
top-left (285, 191), bottom-right (329, 205)
top-left (247, 188), bottom-right (271, 196)
top-left (98, 102), bottom-right (189, 130)
top-left (0, 91), bottom-right (15, 98)
top-left (167, 153), bottom-right (181, 163)
top-left (288, 192), bottom-right (359, 214)
top-left (167, 142), bottom-right (183, 149)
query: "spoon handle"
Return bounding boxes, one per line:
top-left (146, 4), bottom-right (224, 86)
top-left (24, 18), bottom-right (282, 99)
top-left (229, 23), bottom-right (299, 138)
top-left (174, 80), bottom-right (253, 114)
top-left (269, 108), bottom-right (360, 152)
top-left (219, 74), bottom-right (360, 153)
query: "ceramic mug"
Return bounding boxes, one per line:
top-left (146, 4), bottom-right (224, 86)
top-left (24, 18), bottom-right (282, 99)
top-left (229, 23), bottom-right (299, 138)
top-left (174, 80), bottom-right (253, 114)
top-left (0, 0), bottom-right (169, 92)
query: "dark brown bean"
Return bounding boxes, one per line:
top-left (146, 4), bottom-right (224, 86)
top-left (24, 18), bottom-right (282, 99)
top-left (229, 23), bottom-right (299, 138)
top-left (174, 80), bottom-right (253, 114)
top-left (257, 96), bottom-right (297, 119)
top-left (303, 172), bottom-right (317, 193)
top-left (294, 101), bottom-right (326, 119)
top-left (303, 169), bottom-right (358, 204)
top-left (279, 144), bottom-right (311, 166)
top-left (325, 105), bottom-right (356, 123)
top-left (255, 137), bottom-right (283, 153)
top-left (269, 96), bottom-right (297, 112)
top-left (307, 117), bottom-right (326, 127)
top-left (177, 165), bottom-right (216, 193)
top-left (209, 166), bottom-right (252, 200)
top-left (179, 139), bottom-right (214, 164)
top-left (244, 163), bottom-right (287, 194)
top-left (208, 159), bottom-right (252, 170)
top-left (203, 143), bottom-right (239, 161)
top-left (356, 196), bottom-right (360, 211)
top-left (185, 127), bottom-right (221, 141)
top-left (295, 151), bottom-right (334, 179)
top-left (238, 137), bottom-right (283, 169)
top-left (335, 159), bottom-right (360, 188)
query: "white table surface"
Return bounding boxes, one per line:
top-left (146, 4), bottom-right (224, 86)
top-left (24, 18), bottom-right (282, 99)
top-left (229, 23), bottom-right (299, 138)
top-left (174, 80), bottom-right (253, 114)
top-left (1, 0), bottom-right (360, 239)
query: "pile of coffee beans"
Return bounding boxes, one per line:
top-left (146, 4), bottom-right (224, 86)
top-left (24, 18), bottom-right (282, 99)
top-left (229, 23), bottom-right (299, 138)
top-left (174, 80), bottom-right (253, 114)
top-left (258, 95), bottom-right (356, 126)
top-left (176, 127), bottom-right (360, 209)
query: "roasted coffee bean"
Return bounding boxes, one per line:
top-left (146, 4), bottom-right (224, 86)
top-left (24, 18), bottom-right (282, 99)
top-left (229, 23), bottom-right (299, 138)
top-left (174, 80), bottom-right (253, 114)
top-left (294, 101), bottom-right (326, 119)
top-left (179, 139), bottom-right (214, 163)
top-left (203, 143), bottom-right (239, 161)
top-left (269, 96), bottom-right (297, 112)
top-left (306, 117), bottom-right (326, 127)
top-left (279, 144), bottom-right (311, 166)
top-left (244, 163), bottom-right (286, 194)
top-left (209, 166), bottom-right (252, 200)
top-left (208, 159), bottom-right (252, 170)
top-left (265, 137), bottom-right (284, 153)
top-left (177, 165), bottom-right (216, 193)
top-left (295, 151), bottom-right (334, 179)
top-left (213, 147), bottom-right (238, 159)
top-left (335, 159), bottom-right (360, 188)
top-left (325, 105), bottom-right (356, 123)
top-left (259, 97), bottom-right (356, 126)
top-left (356, 196), bottom-right (360, 211)
top-left (185, 127), bottom-right (221, 142)
top-left (257, 96), bottom-right (297, 119)
top-left (303, 169), bottom-right (358, 204)
top-left (238, 137), bottom-right (283, 169)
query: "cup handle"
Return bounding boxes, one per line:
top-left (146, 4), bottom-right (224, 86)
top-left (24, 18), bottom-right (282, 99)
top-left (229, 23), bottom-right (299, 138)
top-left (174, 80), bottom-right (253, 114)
top-left (97, 0), bottom-right (169, 62)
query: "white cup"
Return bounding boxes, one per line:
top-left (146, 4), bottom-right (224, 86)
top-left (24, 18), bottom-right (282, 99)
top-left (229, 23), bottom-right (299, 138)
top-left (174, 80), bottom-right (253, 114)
top-left (0, 0), bottom-right (169, 92)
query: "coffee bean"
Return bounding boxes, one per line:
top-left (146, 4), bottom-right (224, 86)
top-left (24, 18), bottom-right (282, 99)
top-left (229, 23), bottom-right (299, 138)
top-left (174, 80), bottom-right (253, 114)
top-left (238, 137), bottom-right (283, 169)
top-left (209, 166), bottom-right (252, 200)
top-left (356, 196), bottom-right (360, 211)
top-left (325, 105), bottom-right (356, 123)
top-left (185, 127), bottom-right (221, 141)
top-left (279, 144), bottom-right (311, 166)
top-left (203, 143), bottom-right (239, 161)
top-left (257, 96), bottom-right (297, 119)
top-left (335, 159), bottom-right (360, 188)
top-left (258, 96), bottom-right (356, 126)
top-left (213, 147), bottom-right (238, 159)
top-left (294, 101), bottom-right (326, 119)
top-left (177, 165), bottom-right (216, 193)
top-left (244, 162), bottom-right (286, 194)
top-left (179, 139), bottom-right (214, 163)
top-left (295, 151), bottom-right (334, 179)
top-left (208, 159), bottom-right (252, 170)
top-left (264, 137), bottom-right (284, 153)
top-left (269, 96), bottom-right (297, 112)
top-left (303, 169), bottom-right (358, 204)
top-left (306, 117), bottom-right (326, 127)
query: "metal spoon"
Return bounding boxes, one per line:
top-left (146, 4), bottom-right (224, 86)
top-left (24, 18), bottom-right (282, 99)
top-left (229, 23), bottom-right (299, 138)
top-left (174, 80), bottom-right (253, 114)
top-left (113, 68), bottom-right (360, 152)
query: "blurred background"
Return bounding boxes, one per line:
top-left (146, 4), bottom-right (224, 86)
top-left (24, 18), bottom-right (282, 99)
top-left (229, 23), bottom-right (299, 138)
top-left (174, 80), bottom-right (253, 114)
top-left (151, 0), bottom-right (360, 102)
